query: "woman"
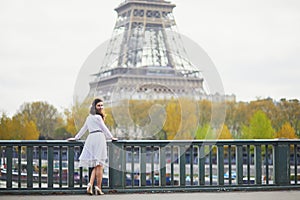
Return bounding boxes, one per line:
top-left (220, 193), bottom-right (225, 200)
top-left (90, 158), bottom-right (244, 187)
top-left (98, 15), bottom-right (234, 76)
top-left (67, 98), bottom-right (117, 195)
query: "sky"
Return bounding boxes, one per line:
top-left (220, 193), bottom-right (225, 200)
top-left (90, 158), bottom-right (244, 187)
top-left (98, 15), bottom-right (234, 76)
top-left (0, 0), bottom-right (300, 117)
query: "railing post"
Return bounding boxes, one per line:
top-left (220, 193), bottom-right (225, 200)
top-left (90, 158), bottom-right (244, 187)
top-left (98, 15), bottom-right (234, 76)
top-left (273, 140), bottom-right (290, 185)
top-left (254, 145), bottom-right (262, 184)
top-left (6, 146), bottom-right (13, 189)
top-left (198, 145), bottom-right (205, 185)
top-left (140, 146), bottom-right (146, 186)
top-left (160, 146), bottom-right (166, 186)
top-left (236, 145), bottom-right (243, 184)
top-left (68, 145), bottom-right (75, 188)
top-left (26, 146), bottom-right (33, 188)
top-left (109, 141), bottom-right (125, 189)
top-left (217, 145), bottom-right (224, 185)
top-left (47, 146), bottom-right (54, 188)
top-left (179, 145), bottom-right (186, 186)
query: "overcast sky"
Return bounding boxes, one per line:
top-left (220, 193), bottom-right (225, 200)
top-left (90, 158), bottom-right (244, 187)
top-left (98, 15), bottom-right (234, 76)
top-left (0, 0), bottom-right (300, 117)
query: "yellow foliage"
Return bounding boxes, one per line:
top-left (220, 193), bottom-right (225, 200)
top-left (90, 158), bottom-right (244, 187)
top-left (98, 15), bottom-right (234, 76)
top-left (64, 109), bottom-right (77, 135)
top-left (71, 98), bottom-right (90, 137)
top-left (0, 114), bottom-right (39, 140)
top-left (23, 120), bottom-right (39, 140)
top-left (164, 100), bottom-right (181, 140)
top-left (163, 98), bottom-right (199, 140)
top-left (217, 125), bottom-right (233, 139)
top-left (275, 122), bottom-right (297, 139)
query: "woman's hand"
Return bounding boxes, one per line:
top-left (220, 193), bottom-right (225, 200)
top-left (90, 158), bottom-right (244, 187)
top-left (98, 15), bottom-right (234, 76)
top-left (111, 137), bottom-right (118, 141)
top-left (66, 137), bottom-right (76, 141)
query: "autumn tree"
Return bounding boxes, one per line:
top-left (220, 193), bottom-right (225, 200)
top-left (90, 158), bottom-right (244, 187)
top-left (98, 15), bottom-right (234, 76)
top-left (64, 97), bottom-right (300, 140)
top-left (13, 115), bottom-right (39, 140)
top-left (198, 100), bottom-right (212, 126)
top-left (129, 100), bottom-right (153, 127)
top-left (176, 98), bottom-right (199, 139)
top-left (163, 99), bottom-right (181, 140)
top-left (225, 101), bottom-right (251, 138)
top-left (68, 97), bottom-right (94, 139)
top-left (241, 110), bottom-right (275, 139)
top-left (16, 101), bottom-right (63, 139)
top-left (249, 98), bottom-right (281, 132)
top-left (104, 107), bottom-right (116, 130)
top-left (0, 114), bottom-right (39, 140)
top-left (127, 100), bottom-right (161, 139)
top-left (275, 122), bottom-right (298, 139)
top-left (278, 99), bottom-right (300, 137)
top-left (217, 124), bottom-right (233, 139)
top-left (0, 114), bottom-right (11, 140)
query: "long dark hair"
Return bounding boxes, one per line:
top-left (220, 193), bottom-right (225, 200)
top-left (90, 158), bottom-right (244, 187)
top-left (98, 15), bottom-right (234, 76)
top-left (90, 98), bottom-right (105, 120)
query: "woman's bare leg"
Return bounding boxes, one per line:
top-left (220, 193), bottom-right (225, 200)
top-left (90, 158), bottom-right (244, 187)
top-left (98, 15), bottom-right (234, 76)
top-left (93, 165), bottom-right (104, 194)
top-left (96, 165), bottom-right (103, 188)
top-left (89, 167), bottom-right (96, 185)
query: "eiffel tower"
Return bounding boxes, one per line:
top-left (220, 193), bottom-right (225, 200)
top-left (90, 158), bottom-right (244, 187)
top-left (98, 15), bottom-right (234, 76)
top-left (89, 0), bottom-right (205, 101)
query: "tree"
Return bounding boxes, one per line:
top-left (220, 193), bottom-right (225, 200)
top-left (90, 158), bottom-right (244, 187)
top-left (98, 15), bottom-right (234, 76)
top-left (69, 97), bottom-right (92, 139)
top-left (195, 123), bottom-right (215, 139)
top-left (225, 101), bottom-right (250, 138)
top-left (241, 110), bottom-right (275, 139)
top-left (64, 109), bottom-right (77, 135)
top-left (176, 98), bottom-right (199, 140)
top-left (129, 100), bottom-right (153, 127)
top-left (249, 98), bottom-right (278, 126)
top-left (104, 107), bottom-right (116, 131)
top-left (218, 124), bottom-right (233, 139)
top-left (53, 127), bottom-right (72, 140)
top-left (0, 113), bottom-right (39, 140)
top-left (163, 100), bottom-right (181, 140)
top-left (278, 99), bottom-right (300, 137)
top-left (198, 100), bottom-right (212, 126)
top-left (16, 101), bottom-right (63, 139)
top-left (0, 114), bottom-right (11, 140)
top-left (275, 122), bottom-right (297, 139)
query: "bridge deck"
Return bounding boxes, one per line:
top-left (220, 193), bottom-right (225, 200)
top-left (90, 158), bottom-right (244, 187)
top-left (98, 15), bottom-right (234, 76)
top-left (1, 191), bottom-right (300, 200)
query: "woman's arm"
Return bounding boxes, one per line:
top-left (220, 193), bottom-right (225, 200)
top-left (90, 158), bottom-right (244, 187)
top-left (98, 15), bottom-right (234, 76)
top-left (73, 119), bottom-right (88, 140)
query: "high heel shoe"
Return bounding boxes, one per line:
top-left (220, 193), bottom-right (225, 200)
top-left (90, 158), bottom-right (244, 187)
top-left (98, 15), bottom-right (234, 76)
top-left (86, 183), bottom-right (93, 195)
top-left (94, 186), bottom-right (104, 195)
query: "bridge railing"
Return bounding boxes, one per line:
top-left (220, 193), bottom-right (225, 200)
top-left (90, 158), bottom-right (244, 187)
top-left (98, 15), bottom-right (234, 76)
top-left (0, 139), bottom-right (299, 194)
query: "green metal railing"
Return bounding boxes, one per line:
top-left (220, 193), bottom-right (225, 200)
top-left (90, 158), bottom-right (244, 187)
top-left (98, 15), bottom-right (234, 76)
top-left (0, 139), bottom-right (299, 194)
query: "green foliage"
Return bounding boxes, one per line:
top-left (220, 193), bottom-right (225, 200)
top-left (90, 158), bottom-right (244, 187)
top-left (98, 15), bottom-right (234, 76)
top-left (225, 98), bottom-right (300, 139)
top-left (195, 123), bottom-right (215, 139)
top-left (241, 110), bottom-right (275, 139)
top-left (53, 127), bottom-right (72, 140)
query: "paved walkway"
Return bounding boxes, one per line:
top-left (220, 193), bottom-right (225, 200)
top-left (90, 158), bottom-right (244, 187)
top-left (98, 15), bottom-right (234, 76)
top-left (1, 191), bottom-right (300, 200)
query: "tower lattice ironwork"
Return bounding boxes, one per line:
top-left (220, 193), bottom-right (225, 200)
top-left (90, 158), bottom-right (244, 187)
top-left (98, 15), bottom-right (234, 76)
top-left (89, 0), bottom-right (205, 101)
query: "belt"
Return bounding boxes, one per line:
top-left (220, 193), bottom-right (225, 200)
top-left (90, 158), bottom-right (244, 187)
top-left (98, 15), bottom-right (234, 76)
top-left (90, 130), bottom-right (102, 134)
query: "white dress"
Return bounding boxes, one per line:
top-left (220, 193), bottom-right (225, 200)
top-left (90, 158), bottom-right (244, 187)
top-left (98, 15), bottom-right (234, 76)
top-left (74, 114), bottom-right (113, 167)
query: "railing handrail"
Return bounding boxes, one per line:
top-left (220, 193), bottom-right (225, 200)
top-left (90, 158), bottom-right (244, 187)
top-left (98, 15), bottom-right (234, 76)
top-left (1, 138), bottom-right (299, 145)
